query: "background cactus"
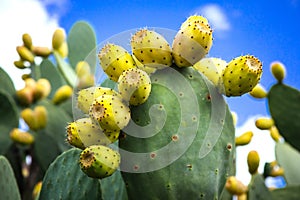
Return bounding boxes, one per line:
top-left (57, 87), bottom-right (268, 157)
top-left (0, 13), bottom-right (299, 200)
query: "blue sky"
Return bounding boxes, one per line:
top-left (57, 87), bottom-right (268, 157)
top-left (45, 0), bottom-right (300, 125)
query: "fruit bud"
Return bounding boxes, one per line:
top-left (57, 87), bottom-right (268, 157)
top-left (34, 78), bottom-right (51, 100)
top-left (56, 41), bottom-right (68, 58)
top-left (24, 78), bottom-right (37, 91)
top-left (76, 61), bottom-right (91, 78)
top-left (21, 108), bottom-right (38, 131)
top-left (235, 131), bottom-right (253, 146)
top-left (270, 61), bottom-right (285, 83)
top-left (269, 126), bottom-right (282, 142)
top-left (247, 150), bottom-right (260, 175)
top-left (225, 176), bottom-right (248, 195)
top-left (32, 181), bottom-right (42, 200)
top-left (255, 117), bottom-right (274, 130)
top-left (52, 28), bottom-right (66, 50)
top-left (16, 87), bottom-right (34, 106)
top-left (16, 46), bottom-right (34, 63)
top-left (22, 33), bottom-right (33, 50)
top-left (10, 128), bottom-right (34, 145)
top-left (249, 84), bottom-right (267, 98)
top-left (52, 85), bottom-right (73, 105)
top-left (77, 74), bottom-right (95, 90)
top-left (34, 106), bottom-right (48, 129)
top-left (32, 46), bottom-right (52, 57)
top-left (14, 60), bottom-right (26, 69)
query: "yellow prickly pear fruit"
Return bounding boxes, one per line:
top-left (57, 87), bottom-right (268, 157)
top-left (247, 150), bottom-right (260, 174)
top-left (77, 74), bottom-right (95, 90)
top-left (270, 61), bottom-right (285, 83)
top-left (52, 85), bottom-right (73, 105)
top-left (16, 87), bottom-right (34, 106)
top-left (269, 126), bottom-right (282, 142)
top-left (89, 94), bottom-right (131, 131)
top-left (132, 54), bottom-right (156, 75)
top-left (56, 41), bottom-right (68, 58)
top-left (222, 55), bottom-right (262, 96)
top-left (52, 28), bottom-right (66, 50)
top-left (235, 131), bottom-right (253, 146)
top-left (225, 176), bottom-right (248, 195)
top-left (172, 15), bottom-right (213, 67)
top-left (16, 46), bottom-right (35, 63)
top-left (14, 60), bottom-right (26, 69)
top-left (193, 57), bottom-right (227, 87)
top-left (34, 106), bottom-right (48, 129)
top-left (98, 43), bottom-right (136, 82)
top-left (270, 167), bottom-right (284, 177)
top-left (25, 78), bottom-right (37, 90)
top-left (118, 68), bottom-right (152, 105)
top-left (131, 29), bottom-right (173, 69)
top-left (180, 15), bottom-right (209, 30)
top-left (255, 117), bottom-right (274, 130)
top-left (76, 61), bottom-right (91, 78)
top-left (32, 181), bottom-right (42, 200)
top-left (21, 108), bottom-right (38, 131)
top-left (10, 128), bottom-right (34, 145)
top-left (32, 46), bottom-right (52, 58)
top-left (34, 78), bottom-right (51, 100)
top-left (77, 86), bottom-right (120, 114)
top-left (249, 83), bottom-right (267, 98)
top-left (22, 33), bottom-right (33, 50)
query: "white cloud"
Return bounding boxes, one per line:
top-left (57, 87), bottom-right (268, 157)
top-left (0, 0), bottom-right (59, 89)
top-left (192, 4), bottom-right (231, 31)
top-left (235, 115), bottom-right (276, 185)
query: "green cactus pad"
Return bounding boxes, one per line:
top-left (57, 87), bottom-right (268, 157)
top-left (248, 174), bottom-right (272, 200)
top-left (270, 186), bottom-right (300, 200)
top-left (0, 91), bottom-right (19, 154)
top-left (268, 83), bottom-right (300, 151)
top-left (39, 148), bottom-right (102, 199)
top-left (0, 155), bottom-right (21, 200)
top-left (67, 21), bottom-right (97, 70)
top-left (275, 142), bottom-right (300, 185)
top-left (0, 67), bottom-right (16, 96)
top-left (119, 66), bottom-right (235, 199)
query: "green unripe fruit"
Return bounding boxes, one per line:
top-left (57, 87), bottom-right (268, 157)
top-left (32, 46), bottom-right (52, 57)
top-left (172, 15), bottom-right (213, 67)
top-left (16, 46), bottom-right (35, 63)
top-left (222, 55), bottom-right (262, 96)
top-left (52, 85), bottom-right (73, 105)
top-left (89, 94), bottom-right (131, 131)
top-left (270, 61), bottom-right (286, 83)
top-left (10, 128), bottom-right (34, 145)
top-left (52, 28), bottom-right (65, 50)
top-left (247, 150), bottom-right (260, 175)
top-left (66, 117), bottom-right (119, 149)
top-left (131, 29), bottom-right (172, 69)
top-left (22, 33), bottom-right (33, 50)
top-left (249, 84), bottom-right (267, 98)
top-left (79, 145), bottom-right (120, 179)
top-left (118, 68), bottom-right (152, 105)
top-left (255, 117), bottom-right (274, 130)
top-left (235, 131), bottom-right (253, 146)
top-left (98, 43), bottom-right (136, 82)
top-left (77, 86), bottom-right (120, 114)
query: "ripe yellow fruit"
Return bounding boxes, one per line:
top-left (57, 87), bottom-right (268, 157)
top-left (247, 150), bottom-right (260, 175)
top-left (270, 61), bottom-right (285, 83)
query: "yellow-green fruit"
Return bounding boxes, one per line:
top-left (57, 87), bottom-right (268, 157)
top-left (16, 87), bottom-right (34, 106)
top-left (77, 86), bottom-right (120, 114)
top-left (52, 28), bottom-right (65, 50)
top-left (21, 108), bottom-right (38, 131)
top-left (16, 46), bottom-right (35, 63)
top-left (14, 60), bottom-right (26, 69)
top-left (247, 150), bottom-right (260, 175)
top-left (32, 46), bottom-right (52, 57)
top-left (222, 55), bottom-right (262, 96)
top-left (34, 106), bottom-right (48, 129)
top-left (225, 176), bottom-right (248, 195)
top-left (52, 85), bottom-right (73, 105)
top-left (76, 61), bottom-right (91, 78)
top-left (269, 126), bottom-right (282, 142)
top-left (34, 78), bottom-right (51, 100)
top-left (193, 57), bottom-right (227, 87)
top-left (118, 68), bottom-right (152, 105)
top-left (132, 54), bottom-right (156, 75)
top-left (66, 117), bottom-right (119, 149)
top-left (131, 29), bottom-right (172, 69)
top-left (56, 41), bottom-right (68, 58)
top-left (10, 128), bottom-right (34, 145)
top-left (89, 94), bottom-right (131, 131)
top-left (77, 74), bottom-right (95, 90)
top-left (98, 43), bottom-right (136, 81)
top-left (22, 74), bottom-right (31, 80)
top-left (270, 61), bottom-right (286, 83)
top-left (32, 181), bottom-right (42, 200)
top-left (255, 117), bottom-right (274, 130)
top-left (22, 33), bottom-right (33, 50)
top-left (249, 84), bottom-right (267, 98)
top-left (79, 145), bottom-right (120, 179)
top-left (172, 15), bottom-right (213, 67)
top-left (235, 131), bottom-right (253, 146)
